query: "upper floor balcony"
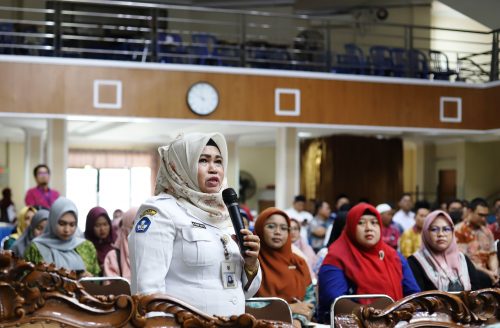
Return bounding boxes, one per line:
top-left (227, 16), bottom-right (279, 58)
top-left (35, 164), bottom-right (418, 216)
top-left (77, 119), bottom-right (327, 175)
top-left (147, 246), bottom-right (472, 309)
top-left (0, 0), bottom-right (498, 83)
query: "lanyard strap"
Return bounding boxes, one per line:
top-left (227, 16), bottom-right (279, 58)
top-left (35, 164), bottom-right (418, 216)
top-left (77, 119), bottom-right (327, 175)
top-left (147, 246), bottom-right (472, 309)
top-left (220, 235), bottom-right (230, 260)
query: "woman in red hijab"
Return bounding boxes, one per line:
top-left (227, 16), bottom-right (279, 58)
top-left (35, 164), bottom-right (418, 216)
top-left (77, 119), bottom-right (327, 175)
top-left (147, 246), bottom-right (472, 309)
top-left (318, 203), bottom-right (420, 323)
top-left (253, 207), bottom-right (315, 328)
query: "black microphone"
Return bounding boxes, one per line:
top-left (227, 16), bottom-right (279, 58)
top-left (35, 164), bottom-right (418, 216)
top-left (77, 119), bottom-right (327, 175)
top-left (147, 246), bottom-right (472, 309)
top-left (222, 188), bottom-right (249, 257)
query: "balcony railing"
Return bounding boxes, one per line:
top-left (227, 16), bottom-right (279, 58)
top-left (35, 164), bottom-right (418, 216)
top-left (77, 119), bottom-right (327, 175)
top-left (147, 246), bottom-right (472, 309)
top-left (0, 0), bottom-right (498, 83)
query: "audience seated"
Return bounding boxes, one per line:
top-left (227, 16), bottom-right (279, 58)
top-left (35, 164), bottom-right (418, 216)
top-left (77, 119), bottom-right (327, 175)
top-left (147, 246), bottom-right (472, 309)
top-left (290, 218), bottom-right (317, 280)
top-left (488, 206), bottom-right (500, 241)
top-left (111, 208), bottom-right (123, 236)
top-left (393, 193), bottom-right (415, 233)
top-left (376, 203), bottom-right (400, 249)
top-left (317, 203), bottom-right (420, 323)
top-left (3, 206), bottom-right (36, 250)
top-left (10, 209), bottom-right (48, 257)
top-left (84, 206), bottom-right (115, 272)
top-left (308, 200), bottom-right (332, 253)
top-left (313, 204), bottom-right (351, 275)
top-left (408, 210), bottom-right (485, 291)
top-left (285, 195), bottom-right (313, 242)
top-left (0, 188), bottom-right (16, 223)
top-left (25, 197), bottom-right (100, 278)
top-left (455, 198), bottom-right (498, 286)
top-left (329, 194), bottom-right (350, 221)
top-left (487, 198), bottom-right (500, 225)
top-left (399, 202), bottom-right (430, 257)
top-left (447, 199), bottom-right (465, 224)
top-left (24, 164), bottom-right (60, 209)
top-left (254, 207), bottom-right (315, 328)
top-left (104, 207), bottom-right (138, 281)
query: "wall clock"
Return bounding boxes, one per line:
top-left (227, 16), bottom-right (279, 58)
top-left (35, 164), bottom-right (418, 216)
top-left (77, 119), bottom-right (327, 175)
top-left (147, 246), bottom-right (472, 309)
top-left (186, 82), bottom-right (219, 116)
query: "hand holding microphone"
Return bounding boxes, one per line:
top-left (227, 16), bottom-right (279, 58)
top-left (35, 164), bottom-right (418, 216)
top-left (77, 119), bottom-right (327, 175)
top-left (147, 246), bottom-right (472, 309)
top-left (222, 188), bottom-right (260, 272)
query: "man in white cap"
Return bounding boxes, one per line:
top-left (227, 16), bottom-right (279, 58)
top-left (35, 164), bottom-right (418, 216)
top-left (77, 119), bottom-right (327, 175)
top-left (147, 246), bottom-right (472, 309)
top-left (376, 203), bottom-right (401, 250)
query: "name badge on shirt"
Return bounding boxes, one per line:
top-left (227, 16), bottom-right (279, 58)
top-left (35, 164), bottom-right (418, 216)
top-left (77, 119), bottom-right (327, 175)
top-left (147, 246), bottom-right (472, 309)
top-left (221, 261), bottom-right (237, 289)
top-left (192, 221), bottom-right (206, 229)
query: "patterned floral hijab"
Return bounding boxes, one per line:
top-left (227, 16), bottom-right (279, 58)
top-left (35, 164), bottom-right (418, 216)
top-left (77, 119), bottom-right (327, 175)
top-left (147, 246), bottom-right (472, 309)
top-left (155, 132), bottom-right (231, 229)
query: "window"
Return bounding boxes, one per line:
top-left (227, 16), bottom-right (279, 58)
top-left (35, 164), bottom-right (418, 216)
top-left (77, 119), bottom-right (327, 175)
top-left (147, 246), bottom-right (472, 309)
top-left (66, 167), bottom-right (151, 230)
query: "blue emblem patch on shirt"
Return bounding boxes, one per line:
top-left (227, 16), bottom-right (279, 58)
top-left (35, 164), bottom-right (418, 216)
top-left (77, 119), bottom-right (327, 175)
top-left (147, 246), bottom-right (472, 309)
top-left (135, 217), bottom-right (152, 233)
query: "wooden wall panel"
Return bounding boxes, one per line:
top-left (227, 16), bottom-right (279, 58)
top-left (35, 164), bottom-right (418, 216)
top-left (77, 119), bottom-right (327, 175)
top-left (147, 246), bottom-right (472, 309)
top-left (300, 135), bottom-right (403, 207)
top-left (484, 85), bottom-right (500, 130)
top-left (0, 61), bottom-right (498, 130)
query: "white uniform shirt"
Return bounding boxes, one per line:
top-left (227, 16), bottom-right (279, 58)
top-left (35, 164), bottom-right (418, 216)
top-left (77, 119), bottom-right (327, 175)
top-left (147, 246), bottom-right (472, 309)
top-left (285, 207), bottom-right (313, 241)
top-left (129, 193), bottom-right (261, 317)
top-left (393, 209), bottom-right (415, 232)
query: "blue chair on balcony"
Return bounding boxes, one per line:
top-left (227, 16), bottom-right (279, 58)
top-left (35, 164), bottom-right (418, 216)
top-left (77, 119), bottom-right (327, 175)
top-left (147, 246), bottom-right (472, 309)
top-left (0, 23), bottom-right (15, 54)
top-left (246, 42), bottom-right (269, 68)
top-left (370, 45), bottom-right (393, 76)
top-left (268, 47), bottom-right (291, 70)
top-left (343, 43), bottom-right (368, 74)
top-left (390, 47), bottom-right (408, 77)
top-left (409, 49), bottom-right (429, 79)
top-left (189, 33), bottom-right (222, 66)
top-left (157, 32), bottom-right (186, 64)
top-left (429, 50), bottom-right (457, 80)
top-left (215, 43), bottom-right (240, 67)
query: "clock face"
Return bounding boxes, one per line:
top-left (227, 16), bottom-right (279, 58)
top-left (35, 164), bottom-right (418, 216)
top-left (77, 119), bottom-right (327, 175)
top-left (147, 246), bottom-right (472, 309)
top-left (186, 82), bottom-right (219, 116)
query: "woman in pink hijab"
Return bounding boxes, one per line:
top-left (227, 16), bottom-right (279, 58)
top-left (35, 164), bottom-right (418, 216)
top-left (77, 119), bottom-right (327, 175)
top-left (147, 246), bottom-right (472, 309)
top-left (103, 207), bottom-right (138, 281)
top-left (407, 210), bottom-right (483, 291)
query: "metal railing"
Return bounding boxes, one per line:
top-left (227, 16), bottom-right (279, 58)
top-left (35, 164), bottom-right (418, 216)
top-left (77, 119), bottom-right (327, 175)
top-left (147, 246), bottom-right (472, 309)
top-left (0, 0), bottom-right (498, 82)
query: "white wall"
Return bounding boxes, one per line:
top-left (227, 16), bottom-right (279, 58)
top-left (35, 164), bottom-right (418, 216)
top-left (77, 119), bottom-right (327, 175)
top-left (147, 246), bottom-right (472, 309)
top-left (430, 1), bottom-right (491, 73)
top-left (464, 140), bottom-right (500, 200)
top-left (0, 141), bottom-right (26, 210)
top-left (238, 145), bottom-right (275, 212)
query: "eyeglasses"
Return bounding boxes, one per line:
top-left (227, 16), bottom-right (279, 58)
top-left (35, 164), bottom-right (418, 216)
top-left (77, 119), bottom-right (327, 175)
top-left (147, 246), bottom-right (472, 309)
top-left (428, 226), bottom-right (453, 234)
top-left (264, 223), bottom-right (289, 232)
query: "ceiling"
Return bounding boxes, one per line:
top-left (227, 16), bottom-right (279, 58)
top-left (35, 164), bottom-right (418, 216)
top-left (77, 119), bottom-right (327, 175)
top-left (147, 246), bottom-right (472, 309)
top-left (143, 0), bottom-right (431, 13)
top-left (1, 115), bottom-right (499, 150)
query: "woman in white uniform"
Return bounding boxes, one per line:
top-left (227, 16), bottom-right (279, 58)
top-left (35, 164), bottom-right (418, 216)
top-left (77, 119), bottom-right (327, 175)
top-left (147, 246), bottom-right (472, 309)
top-left (129, 132), bottom-right (261, 316)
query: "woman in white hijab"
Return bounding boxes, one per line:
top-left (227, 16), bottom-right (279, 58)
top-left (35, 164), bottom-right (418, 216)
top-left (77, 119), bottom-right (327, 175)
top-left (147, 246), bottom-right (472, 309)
top-left (24, 197), bottom-right (100, 278)
top-left (129, 132), bottom-right (261, 317)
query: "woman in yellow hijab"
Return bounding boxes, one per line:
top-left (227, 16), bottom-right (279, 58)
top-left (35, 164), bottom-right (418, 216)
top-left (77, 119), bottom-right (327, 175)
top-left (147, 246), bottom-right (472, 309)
top-left (3, 206), bottom-right (36, 250)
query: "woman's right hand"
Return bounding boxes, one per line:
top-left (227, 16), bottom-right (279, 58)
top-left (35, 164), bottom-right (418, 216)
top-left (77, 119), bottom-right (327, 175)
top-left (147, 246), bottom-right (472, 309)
top-left (289, 301), bottom-right (314, 320)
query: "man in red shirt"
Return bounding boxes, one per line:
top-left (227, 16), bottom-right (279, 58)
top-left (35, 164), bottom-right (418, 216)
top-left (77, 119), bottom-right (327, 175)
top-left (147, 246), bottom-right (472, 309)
top-left (25, 164), bottom-right (60, 209)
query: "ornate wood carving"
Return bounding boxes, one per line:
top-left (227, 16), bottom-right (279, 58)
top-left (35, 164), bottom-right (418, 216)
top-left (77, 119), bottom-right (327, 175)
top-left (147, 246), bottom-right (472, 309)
top-left (460, 288), bottom-right (500, 323)
top-left (0, 251), bottom-right (290, 327)
top-left (0, 250), bottom-right (135, 327)
top-left (355, 289), bottom-right (500, 328)
top-left (4, 249), bottom-right (500, 328)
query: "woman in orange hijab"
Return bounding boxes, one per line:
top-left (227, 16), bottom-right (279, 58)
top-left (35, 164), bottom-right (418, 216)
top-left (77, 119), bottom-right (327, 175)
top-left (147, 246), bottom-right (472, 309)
top-left (254, 207), bottom-right (315, 328)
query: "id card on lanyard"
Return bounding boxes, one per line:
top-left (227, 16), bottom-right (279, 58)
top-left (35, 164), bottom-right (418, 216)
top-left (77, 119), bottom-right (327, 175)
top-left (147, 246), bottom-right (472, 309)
top-left (221, 261), bottom-right (237, 289)
top-left (220, 235), bottom-right (237, 289)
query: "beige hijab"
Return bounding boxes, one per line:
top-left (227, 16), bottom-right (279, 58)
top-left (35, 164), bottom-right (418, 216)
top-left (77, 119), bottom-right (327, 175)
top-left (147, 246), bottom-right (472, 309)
top-left (155, 132), bottom-right (231, 229)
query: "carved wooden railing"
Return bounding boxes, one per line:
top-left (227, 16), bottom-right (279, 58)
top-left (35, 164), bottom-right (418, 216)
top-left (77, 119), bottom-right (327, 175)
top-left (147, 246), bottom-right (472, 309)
top-left (337, 288), bottom-right (500, 327)
top-left (2, 249), bottom-right (500, 328)
top-left (0, 251), bottom-right (289, 328)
